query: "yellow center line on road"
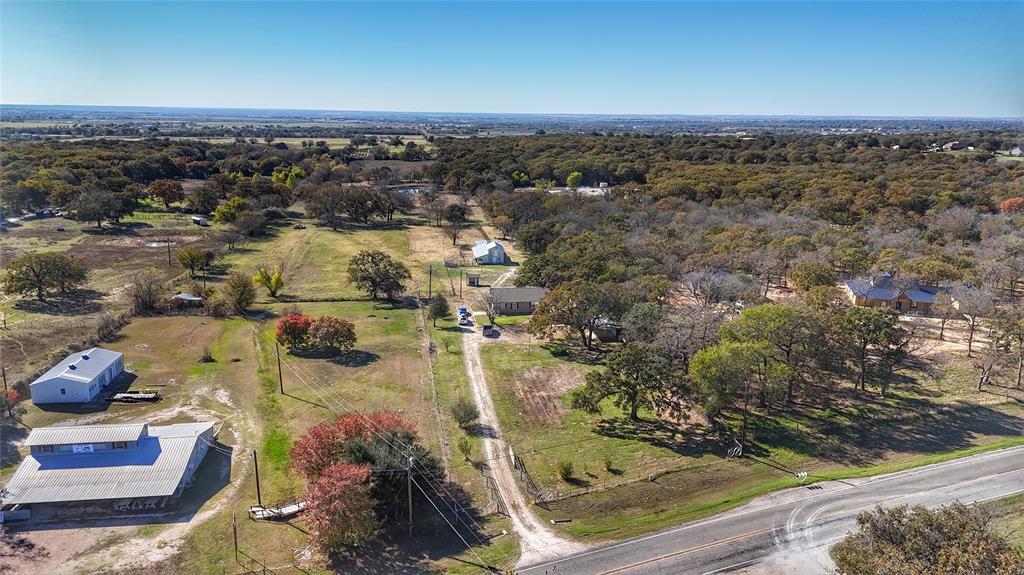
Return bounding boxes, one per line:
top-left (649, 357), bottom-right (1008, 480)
top-left (595, 528), bottom-right (774, 575)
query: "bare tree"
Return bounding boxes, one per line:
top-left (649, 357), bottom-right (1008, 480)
top-left (480, 291), bottom-right (497, 324)
top-left (932, 291), bottom-right (957, 341)
top-left (443, 222), bottom-right (466, 246)
top-left (952, 284), bottom-right (995, 357)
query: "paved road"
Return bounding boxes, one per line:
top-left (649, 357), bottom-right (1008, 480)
top-left (518, 445), bottom-right (1024, 575)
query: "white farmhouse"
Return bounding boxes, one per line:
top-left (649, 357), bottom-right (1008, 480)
top-left (472, 240), bottom-right (505, 265)
top-left (29, 347), bottom-right (124, 404)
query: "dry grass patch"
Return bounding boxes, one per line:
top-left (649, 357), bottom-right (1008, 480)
top-left (512, 366), bottom-right (583, 426)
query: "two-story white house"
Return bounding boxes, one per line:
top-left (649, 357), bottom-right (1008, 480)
top-left (472, 240), bottom-right (506, 265)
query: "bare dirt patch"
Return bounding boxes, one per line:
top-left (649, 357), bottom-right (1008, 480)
top-left (511, 366), bottom-right (583, 426)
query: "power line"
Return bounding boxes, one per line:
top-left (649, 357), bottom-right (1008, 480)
top-left (412, 476), bottom-right (495, 574)
top-left (231, 306), bottom-right (514, 565)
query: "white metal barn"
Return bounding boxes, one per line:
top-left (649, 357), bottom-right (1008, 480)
top-left (29, 347), bottom-right (124, 404)
top-left (1, 421), bottom-right (215, 511)
top-left (472, 240), bottom-right (505, 265)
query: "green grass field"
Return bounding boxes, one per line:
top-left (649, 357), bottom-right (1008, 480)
top-left (477, 340), bottom-right (1024, 541)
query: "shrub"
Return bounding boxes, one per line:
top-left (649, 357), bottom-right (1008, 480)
top-left (543, 341), bottom-right (570, 357)
top-left (456, 435), bottom-right (473, 461)
top-left (96, 312), bottom-right (129, 341)
top-left (276, 313), bottom-right (313, 347)
top-left (222, 272), bottom-right (257, 312)
top-left (308, 316), bottom-right (357, 352)
top-left (428, 294), bottom-right (451, 326)
top-left (128, 269), bottom-right (164, 314)
top-left (602, 454), bottom-right (615, 473)
top-left (450, 396), bottom-right (479, 428)
top-left (199, 347), bottom-right (215, 363)
top-left (253, 265), bottom-right (285, 298)
top-left (557, 459), bottom-right (574, 481)
top-left (205, 294), bottom-right (230, 318)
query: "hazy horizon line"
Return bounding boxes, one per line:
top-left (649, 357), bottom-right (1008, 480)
top-left (3, 102), bottom-right (1023, 122)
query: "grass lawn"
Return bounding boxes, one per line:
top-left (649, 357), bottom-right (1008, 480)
top-left (0, 209), bottom-right (221, 385)
top-left (477, 340), bottom-right (1024, 542)
top-left (3, 211), bottom-right (521, 573)
top-left (991, 492), bottom-right (1024, 550)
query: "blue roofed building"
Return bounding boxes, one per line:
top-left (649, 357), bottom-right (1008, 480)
top-left (29, 347), bottom-right (124, 404)
top-left (842, 272), bottom-right (947, 315)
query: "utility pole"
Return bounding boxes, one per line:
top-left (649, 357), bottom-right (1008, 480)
top-left (166, 239), bottom-right (172, 267)
top-left (253, 450), bottom-right (263, 507)
top-left (1, 366), bottom-right (10, 418)
top-left (407, 454), bottom-right (414, 536)
top-left (275, 341), bottom-right (284, 394)
top-left (427, 265), bottom-right (433, 300)
top-left (740, 377), bottom-right (752, 450)
top-left (232, 512), bottom-right (239, 564)
top-left (459, 271), bottom-right (463, 299)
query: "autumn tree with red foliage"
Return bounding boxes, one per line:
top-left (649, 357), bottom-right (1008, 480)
top-left (303, 462), bottom-right (377, 550)
top-left (1000, 197), bottom-right (1024, 213)
top-left (308, 316), bottom-right (357, 352)
top-left (275, 312), bottom-right (314, 348)
top-left (291, 411), bottom-right (447, 551)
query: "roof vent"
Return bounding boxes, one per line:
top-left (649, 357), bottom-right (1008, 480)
top-left (68, 365), bottom-right (77, 370)
top-left (82, 354), bottom-right (90, 360)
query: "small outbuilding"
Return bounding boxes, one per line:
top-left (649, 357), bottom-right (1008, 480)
top-left (29, 347), bottom-right (124, 405)
top-left (191, 215), bottom-right (209, 226)
top-left (472, 240), bottom-right (505, 265)
top-left (467, 272), bottom-right (481, 287)
top-left (168, 292), bottom-right (204, 309)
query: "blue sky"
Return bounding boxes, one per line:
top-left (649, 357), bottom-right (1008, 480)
top-left (2, 1), bottom-right (1021, 117)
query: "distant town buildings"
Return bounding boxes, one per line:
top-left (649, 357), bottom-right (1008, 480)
top-left (29, 347), bottom-right (124, 404)
top-left (513, 186), bottom-right (610, 197)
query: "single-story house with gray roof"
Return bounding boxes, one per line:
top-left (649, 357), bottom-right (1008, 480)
top-left (843, 273), bottom-right (946, 314)
top-left (489, 287), bottom-right (548, 315)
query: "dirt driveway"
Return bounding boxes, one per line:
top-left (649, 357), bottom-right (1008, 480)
top-left (459, 309), bottom-right (585, 567)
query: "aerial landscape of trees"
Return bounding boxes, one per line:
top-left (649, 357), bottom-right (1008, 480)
top-left (2, 127), bottom-right (1024, 570)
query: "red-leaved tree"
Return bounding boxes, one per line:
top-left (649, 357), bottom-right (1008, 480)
top-left (308, 316), bottom-right (357, 352)
top-left (303, 462), bottom-right (377, 550)
top-left (290, 411), bottom-right (418, 481)
top-left (275, 312), bottom-right (313, 348)
top-left (1000, 197), bottom-right (1024, 213)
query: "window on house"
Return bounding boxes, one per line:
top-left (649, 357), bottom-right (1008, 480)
top-left (113, 441), bottom-right (127, 450)
top-left (39, 445), bottom-right (53, 453)
top-left (60, 388), bottom-right (66, 395)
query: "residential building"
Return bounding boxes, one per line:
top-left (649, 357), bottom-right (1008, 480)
top-left (472, 240), bottom-right (505, 265)
top-left (842, 273), bottom-right (946, 314)
top-left (1, 421), bottom-right (216, 511)
top-left (29, 347), bottom-right (124, 404)
top-left (489, 287), bottom-right (548, 315)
